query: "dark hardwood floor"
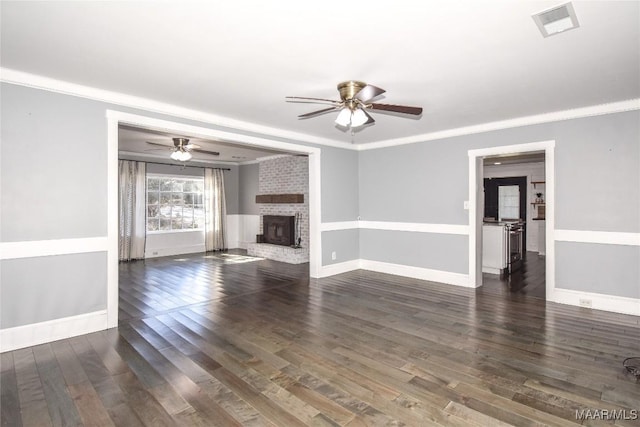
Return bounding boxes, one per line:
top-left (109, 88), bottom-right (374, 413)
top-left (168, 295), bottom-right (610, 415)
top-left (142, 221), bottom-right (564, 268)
top-left (482, 251), bottom-right (547, 299)
top-left (2, 251), bottom-right (639, 426)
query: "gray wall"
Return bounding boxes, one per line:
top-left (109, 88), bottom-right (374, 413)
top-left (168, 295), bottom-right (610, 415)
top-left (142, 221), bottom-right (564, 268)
top-left (322, 229), bottom-right (359, 265)
top-left (556, 242), bottom-right (639, 298)
top-left (238, 163), bottom-right (259, 215)
top-left (319, 148), bottom-right (361, 265)
top-left (1, 83), bottom-right (108, 242)
top-left (1, 252), bottom-right (107, 328)
top-left (0, 82), bottom-right (361, 329)
top-left (322, 148), bottom-right (360, 222)
top-left (358, 111), bottom-right (640, 298)
top-left (360, 230), bottom-right (468, 274)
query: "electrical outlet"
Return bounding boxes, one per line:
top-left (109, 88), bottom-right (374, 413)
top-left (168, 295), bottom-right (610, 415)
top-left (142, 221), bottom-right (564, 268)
top-left (331, 251), bottom-right (337, 260)
top-left (152, 251), bottom-right (158, 256)
top-left (463, 201), bottom-right (470, 210)
top-left (579, 298), bottom-right (592, 308)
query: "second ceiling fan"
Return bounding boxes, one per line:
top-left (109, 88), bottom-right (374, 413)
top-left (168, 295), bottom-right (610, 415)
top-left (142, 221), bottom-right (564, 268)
top-left (286, 81), bottom-right (422, 129)
top-left (145, 138), bottom-right (220, 162)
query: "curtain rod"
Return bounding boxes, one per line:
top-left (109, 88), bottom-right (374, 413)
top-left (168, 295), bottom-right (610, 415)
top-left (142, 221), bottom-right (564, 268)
top-left (120, 158), bottom-right (231, 171)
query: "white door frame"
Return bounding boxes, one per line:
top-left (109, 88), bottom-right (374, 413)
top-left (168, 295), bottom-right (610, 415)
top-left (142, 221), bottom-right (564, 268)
top-left (106, 110), bottom-right (322, 328)
top-left (468, 140), bottom-right (555, 298)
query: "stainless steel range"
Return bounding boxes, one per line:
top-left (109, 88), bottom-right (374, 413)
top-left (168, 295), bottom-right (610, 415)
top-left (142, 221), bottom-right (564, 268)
top-left (505, 222), bottom-right (524, 274)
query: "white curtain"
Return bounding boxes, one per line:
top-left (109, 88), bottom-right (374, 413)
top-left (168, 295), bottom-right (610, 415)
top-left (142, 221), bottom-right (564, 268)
top-left (204, 168), bottom-right (227, 251)
top-left (118, 160), bottom-right (146, 261)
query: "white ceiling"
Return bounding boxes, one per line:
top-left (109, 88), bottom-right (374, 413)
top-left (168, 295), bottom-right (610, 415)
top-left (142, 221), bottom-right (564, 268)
top-left (1, 1), bottom-right (638, 146)
top-left (483, 152), bottom-right (545, 166)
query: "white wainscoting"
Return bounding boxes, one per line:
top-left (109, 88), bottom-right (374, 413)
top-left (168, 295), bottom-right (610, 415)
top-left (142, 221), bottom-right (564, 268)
top-left (555, 229), bottom-right (640, 246)
top-left (320, 220), bottom-right (469, 235)
top-left (145, 230), bottom-right (205, 258)
top-left (226, 214), bottom-right (240, 250)
top-left (236, 214), bottom-right (260, 249)
top-left (320, 221), bottom-right (360, 232)
top-left (319, 221), bottom-right (471, 286)
top-left (0, 237), bottom-right (108, 260)
top-left (360, 260), bottom-right (471, 287)
top-left (0, 310), bottom-right (108, 353)
top-left (1, 236), bottom-right (111, 352)
top-left (320, 221), bottom-right (640, 314)
top-left (143, 214), bottom-right (258, 258)
top-left (551, 229), bottom-right (640, 316)
top-left (319, 259), bottom-right (470, 287)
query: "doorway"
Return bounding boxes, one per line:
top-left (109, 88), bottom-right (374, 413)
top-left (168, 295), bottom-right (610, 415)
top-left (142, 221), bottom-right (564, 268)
top-left (467, 140), bottom-right (555, 302)
top-left (106, 110), bottom-right (322, 328)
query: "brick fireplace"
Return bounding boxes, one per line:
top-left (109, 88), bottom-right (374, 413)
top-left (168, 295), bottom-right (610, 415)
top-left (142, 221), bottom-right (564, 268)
top-left (247, 155), bottom-right (309, 264)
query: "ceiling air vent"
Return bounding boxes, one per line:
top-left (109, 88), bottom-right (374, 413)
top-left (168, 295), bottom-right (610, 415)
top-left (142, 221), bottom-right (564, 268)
top-left (532, 2), bottom-right (580, 37)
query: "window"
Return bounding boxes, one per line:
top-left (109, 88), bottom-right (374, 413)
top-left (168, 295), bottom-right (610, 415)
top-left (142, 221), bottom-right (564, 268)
top-left (498, 185), bottom-right (520, 221)
top-left (146, 175), bottom-right (204, 232)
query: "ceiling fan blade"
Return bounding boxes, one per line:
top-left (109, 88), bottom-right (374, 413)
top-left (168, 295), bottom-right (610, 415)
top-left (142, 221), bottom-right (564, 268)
top-left (144, 148), bottom-right (171, 152)
top-left (191, 148), bottom-right (220, 156)
top-left (185, 143), bottom-right (200, 150)
top-left (355, 84), bottom-right (386, 102)
top-left (298, 106), bottom-right (342, 118)
top-left (145, 140), bottom-right (172, 147)
top-left (362, 108), bottom-right (375, 125)
top-left (286, 96), bottom-right (341, 105)
top-left (369, 103), bottom-right (423, 115)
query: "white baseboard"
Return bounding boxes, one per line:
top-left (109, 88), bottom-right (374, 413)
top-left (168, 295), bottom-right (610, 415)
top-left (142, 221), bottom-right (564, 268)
top-left (319, 259), bottom-right (361, 277)
top-left (319, 259), bottom-right (471, 287)
top-left (550, 288), bottom-right (640, 316)
top-left (360, 259), bottom-right (472, 287)
top-left (145, 244), bottom-right (205, 258)
top-left (238, 241), bottom-right (254, 250)
top-left (1, 310), bottom-right (108, 353)
top-left (482, 266), bottom-right (503, 275)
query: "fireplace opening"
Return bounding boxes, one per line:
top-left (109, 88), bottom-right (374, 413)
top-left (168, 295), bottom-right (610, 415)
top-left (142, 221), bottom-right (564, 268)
top-left (263, 215), bottom-right (295, 246)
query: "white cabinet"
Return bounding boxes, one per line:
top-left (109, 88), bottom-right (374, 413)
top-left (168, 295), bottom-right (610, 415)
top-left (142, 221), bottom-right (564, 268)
top-left (482, 224), bottom-right (507, 275)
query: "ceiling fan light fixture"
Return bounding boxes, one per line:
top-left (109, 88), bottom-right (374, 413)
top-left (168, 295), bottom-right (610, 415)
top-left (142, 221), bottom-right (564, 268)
top-left (170, 149), bottom-right (192, 162)
top-left (335, 108), bottom-right (352, 127)
top-left (350, 108), bottom-right (369, 128)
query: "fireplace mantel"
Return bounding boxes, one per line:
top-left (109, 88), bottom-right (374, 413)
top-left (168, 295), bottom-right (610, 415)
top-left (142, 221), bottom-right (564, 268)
top-left (255, 194), bottom-right (304, 204)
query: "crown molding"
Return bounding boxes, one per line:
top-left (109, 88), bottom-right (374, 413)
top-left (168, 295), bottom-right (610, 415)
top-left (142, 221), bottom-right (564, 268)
top-left (0, 68), bottom-right (356, 151)
top-left (237, 154), bottom-right (294, 165)
top-left (3, 68), bottom-right (638, 153)
top-left (356, 98), bottom-right (640, 151)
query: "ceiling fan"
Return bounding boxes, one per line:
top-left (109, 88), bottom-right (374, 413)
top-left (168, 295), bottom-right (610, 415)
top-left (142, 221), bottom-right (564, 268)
top-left (145, 138), bottom-right (220, 162)
top-left (286, 81), bottom-right (422, 129)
